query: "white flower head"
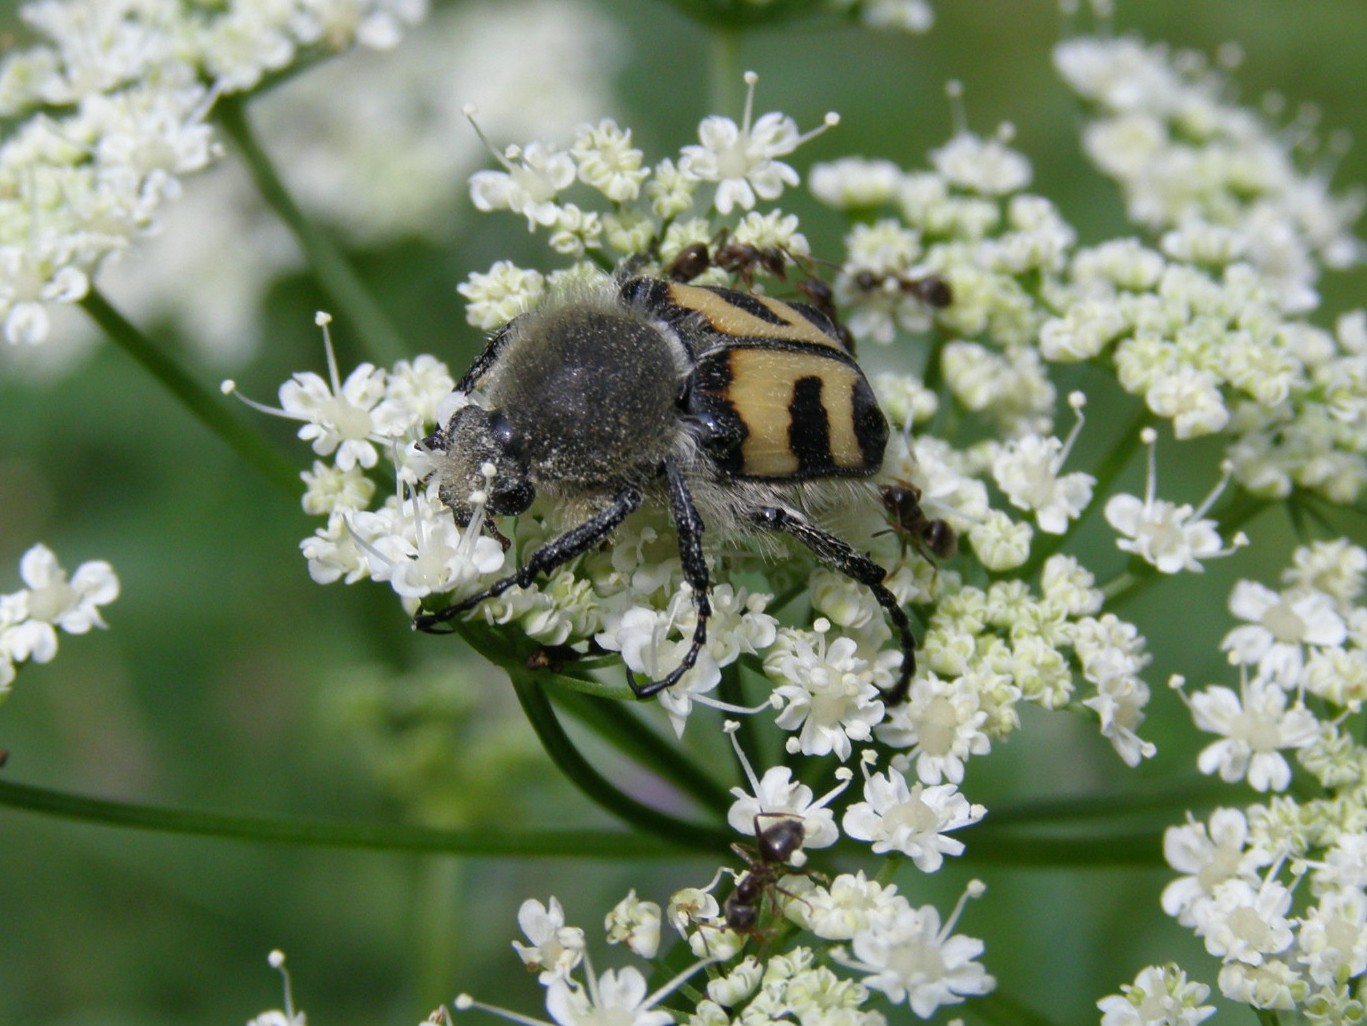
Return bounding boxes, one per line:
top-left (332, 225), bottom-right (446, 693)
top-left (766, 620), bottom-right (888, 761)
top-left (2, 543), bottom-right (119, 665)
top-left (571, 117), bottom-right (648, 203)
top-left (466, 107), bottom-right (577, 229)
top-left (604, 890), bottom-right (662, 960)
top-left (1105, 429), bottom-right (1247, 573)
top-left (931, 126), bottom-right (1032, 196)
top-left (1191, 877), bottom-right (1295, 967)
top-left (679, 71), bottom-right (837, 215)
top-left (1096, 963), bottom-right (1215, 1026)
top-left (1181, 672), bottom-right (1320, 792)
top-left (834, 881), bottom-right (994, 1017)
top-left (782, 871), bottom-right (909, 941)
top-left (725, 726), bottom-right (847, 851)
top-left (876, 671), bottom-right (992, 785)
top-left (349, 483), bottom-right (506, 608)
top-left (458, 261), bottom-right (546, 331)
top-left (842, 766), bottom-right (985, 871)
top-left (990, 394), bottom-right (1096, 534)
top-left (1221, 579), bottom-right (1347, 687)
top-left (1161, 808), bottom-right (1270, 928)
top-left (511, 896), bottom-right (585, 983)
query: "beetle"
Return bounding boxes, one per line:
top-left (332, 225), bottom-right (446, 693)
top-left (414, 269), bottom-right (918, 703)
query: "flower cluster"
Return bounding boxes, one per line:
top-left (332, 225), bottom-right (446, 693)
top-left (1100, 541), bottom-right (1367, 1017)
top-left (454, 860), bottom-right (991, 1026)
top-left (1054, 34), bottom-right (1364, 310)
top-left (0, 543), bottom-right (119, 697)
top-left (0, 0), bottom-right (427, 346)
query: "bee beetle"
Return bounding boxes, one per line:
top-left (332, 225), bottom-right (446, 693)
top-left (415, 268), bottom-right (918, 704)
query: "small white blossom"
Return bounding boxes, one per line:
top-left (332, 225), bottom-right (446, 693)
top-left (604, 891), bottom-right (662, 960)
top-left (766, 621), bottom-right (888, 761)
top-left (931, 130), bottom-right (1031, 196)
top-left (835, 883), bottom-right (994, 1017)
top-left (679, 71), bottom-right (836, 215)
top-left (545, 966), bottom-right (674, 1026)
top-left (571, 117), bottom-right (648, 203)
top-left (1295, 886), bottom-right (1367, 986)
top-left (991, 396), bottom-right (1095, 534)
top-left (1161, 808), bottom-right (1271, 928)
top-left (809, 157), bottom-right (904, 209)
top-left (1221, 579), bottom-right (1347, 687)
top-left (783, 871), bottom-right (909, 941)
top-left (1105, 429), bottom-right (1245, 573)
top-left (1096, 963), bottom-right (1216, 1026)
top-left (1183, 673), bottom-right (1320, 792)
top-left (1, 543), bottom-right (119, 672)
top-left (842, 768), bottom-right (985, 870)
top-left (726, 762), bottom-right (844, 851)
top-left (1191, 877), bottom-right (1295, 967)
top-left (511, 896), bottom-right (585, 983)
top-left (876, 671), bottom-right (992, 785)
top-left (468, 124), bottom-right (577, 229)
top-left (458, 261), bottom-right (546, 331)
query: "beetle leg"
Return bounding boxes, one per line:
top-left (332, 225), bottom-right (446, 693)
top-left (414, 486), bottom-right (644, 633)
top-left (627, 457), bottom-right (711, 699)
top-left (750, 504), bottom-right (916, 706)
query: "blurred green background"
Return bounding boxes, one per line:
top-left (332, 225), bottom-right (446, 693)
top-left (1, 0), bottom-right (1365, 1023)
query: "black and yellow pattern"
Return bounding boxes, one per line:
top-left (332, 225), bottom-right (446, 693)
top-left (656, 281), bottom-right (888, 481)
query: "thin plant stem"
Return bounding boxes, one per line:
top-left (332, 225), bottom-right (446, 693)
top-left (551, 689), bottom-right (734, 813)
top-left (79, 288), bottom-right (299, 496)
top-left (510, 676), bottom-right (729, 852)
top-left (215, 96), bottom-right (408, 366)
top-left (0, 778), bottom-right (678, 858)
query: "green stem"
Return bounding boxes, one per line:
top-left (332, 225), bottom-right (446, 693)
top-left (966, 828), bottom-right (1166, 868)
top-left (971, 989), bottom-right (1067, 1026)
top-left (215, 96), bottom-right (407, 366)
top-left (510, 676), bottom-right (730, 852)
top-left (550, 689), bottom-right (733, 813)
top-left (1013, 400), bottom-right (1150, 582)
top-left (983, 774), bottom-right (1230, 826)
top-left (709, 28), bottom-right (742, 117)
top-left (0, 778), bottom-right (678, 858)
top-left (79, 289), bottom-right (299, 496)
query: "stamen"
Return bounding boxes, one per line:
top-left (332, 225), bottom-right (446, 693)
top-left (267, 950), bottom-right (297, 1021)
top-left (945, 80), bottom-right (967, 136)
top-left (1139, 427), bottom-right (1159, 507)
top-left (1056, 391), bottom-right (1088, 469)
top-left (462, 104), bottom-right (518, 174)
top-left (940, 879), bottom-right (987, 940)
top-left (220, 379), bottom-right (294, 420)
top-left (741, 71), bottom-right (758, 136)
top-left (315, 311), bottom-right (342, 395)
top-left (451, 994), bottom-right (550, 1026)
top-left (795, 111), bottom-right (841, 147)
top-left (643, 956), bottom-right (718, 1009)
top-left (723, 720), bottom-right (762, 795)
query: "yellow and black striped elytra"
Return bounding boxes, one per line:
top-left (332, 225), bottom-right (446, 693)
top-left (416, 265), bottom-right (918, 704)
top-left (625, 280), bottom-right (887, 480)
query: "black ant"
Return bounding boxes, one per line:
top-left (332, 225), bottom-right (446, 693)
top-left (722, 815), bottom-right (814, 938)
top-left (665, 235), bottom-right (857, 353)
top-left (854, 269), bottom-right (954, 309)
top-left (877, 481), bottom-right (958, 568)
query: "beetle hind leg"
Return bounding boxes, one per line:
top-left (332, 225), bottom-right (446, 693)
top-left (750, 504), bottom-right (916, 706)
top-left (626, 458), bottom-right (712, 699)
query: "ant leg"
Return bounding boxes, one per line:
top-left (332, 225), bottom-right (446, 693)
top-left (750, 504), bottom-right (916, 706)
top-left (628, 458), bottom-right (711, 699)
top-left (414, 486), bottom-right (644, 633)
